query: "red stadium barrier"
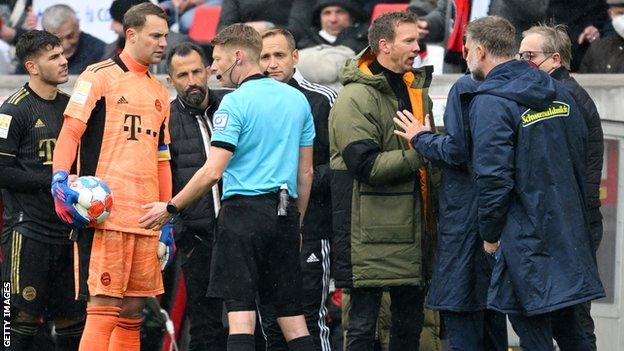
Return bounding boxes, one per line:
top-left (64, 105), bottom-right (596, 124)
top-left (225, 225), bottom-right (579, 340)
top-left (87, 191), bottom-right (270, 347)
top-left (161, 271), bottom-right (188, 351)
top-left (370, 3), bottom-right (410, 21)
top-left (188, 5), bottom-right (222, 43)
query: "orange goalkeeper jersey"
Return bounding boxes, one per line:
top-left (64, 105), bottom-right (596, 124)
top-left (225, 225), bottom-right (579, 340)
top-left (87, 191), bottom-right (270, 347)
top-left (64, 51), bottom-right (171, 236)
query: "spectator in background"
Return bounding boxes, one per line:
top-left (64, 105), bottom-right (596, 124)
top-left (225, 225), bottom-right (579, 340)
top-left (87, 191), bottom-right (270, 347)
top-left (217, 0), bottom-right (312, 41)
top-left (295, 0), bottom-right (368, 91)
top-left (519, 24), bottom-right (605, 350)
top-left (39, 4), bottom-right (105, 74)
top-left (545, 0), bottom-right (609, 71)
top-left (104, 0), bottom-right (191, 74)
top-left (0, 2), bottom-right (36, 74)
top-left (579, 0), bottom-right (624, 73)
top-left (298, 0), bottom-right (368, 53)
top-left (0, 0), bottom-right (36, 45)
top-left (415, 0), bottom-right (548, 72)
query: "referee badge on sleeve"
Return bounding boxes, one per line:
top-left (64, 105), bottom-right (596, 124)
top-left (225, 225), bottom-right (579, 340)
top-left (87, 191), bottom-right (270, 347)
top-left (213, 111), bottom-right (229, 132)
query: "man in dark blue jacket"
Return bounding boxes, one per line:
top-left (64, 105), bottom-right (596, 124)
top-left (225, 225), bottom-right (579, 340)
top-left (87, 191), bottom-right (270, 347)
top-left (519, 24), bottom-right (605, 351)
top-left (394, 73), bottom-right (508, 350)
top-left (458, 16), bottom-right (604, 350)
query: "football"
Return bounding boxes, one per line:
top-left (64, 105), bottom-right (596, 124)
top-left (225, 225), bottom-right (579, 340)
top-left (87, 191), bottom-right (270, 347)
top-left (69, 176), bottom-right (113, 225)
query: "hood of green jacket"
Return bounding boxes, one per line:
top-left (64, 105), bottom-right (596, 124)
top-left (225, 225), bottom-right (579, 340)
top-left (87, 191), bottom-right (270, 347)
top-left (339, 48), bottom-right (394, 95)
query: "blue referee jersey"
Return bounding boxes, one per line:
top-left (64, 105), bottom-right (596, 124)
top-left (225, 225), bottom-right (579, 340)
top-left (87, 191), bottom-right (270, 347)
top-left (211, 75), bottom-right (315, 199)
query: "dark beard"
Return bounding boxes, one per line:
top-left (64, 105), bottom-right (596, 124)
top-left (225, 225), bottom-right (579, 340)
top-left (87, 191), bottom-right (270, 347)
top-left (180, 86), bottom-right (207, 108)
top-left (40, 69), bottom-right (68, 86)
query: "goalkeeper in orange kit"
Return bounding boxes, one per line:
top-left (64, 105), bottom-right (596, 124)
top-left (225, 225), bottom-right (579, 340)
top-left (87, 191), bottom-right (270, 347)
top-left (51, 3), bottom-right (174, 351)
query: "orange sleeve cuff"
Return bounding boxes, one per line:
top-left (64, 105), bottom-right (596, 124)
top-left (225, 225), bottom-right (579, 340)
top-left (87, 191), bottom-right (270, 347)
top-left (52, 116), bottom-right (87, 172)
top-left (158, 160), bottom-right (172, 202)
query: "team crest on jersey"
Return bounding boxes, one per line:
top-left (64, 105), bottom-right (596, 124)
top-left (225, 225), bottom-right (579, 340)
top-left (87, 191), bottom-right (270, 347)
top-left (22, 286), bottom-right (36, 301)
top-left (521, 101), bottom-right (570, 127)
top-left (155, 99), bottom-right (162, 112)
top-left (0, 113), bottom-right (12, 139)
top-left (101, 272), bottom-right (111, 286)
top-left (213, 112), bottom-right (229, 131)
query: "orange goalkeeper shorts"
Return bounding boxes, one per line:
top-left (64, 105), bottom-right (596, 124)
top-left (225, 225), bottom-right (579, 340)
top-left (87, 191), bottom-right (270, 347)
top-left (75, 229), bottom-right (163, 298)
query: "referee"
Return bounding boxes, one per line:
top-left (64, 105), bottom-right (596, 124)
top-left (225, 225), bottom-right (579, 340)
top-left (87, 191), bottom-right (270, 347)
top-left (140, 23), bottom-right (316, 351)
top-left (259, 28), bottom-right (335, 351)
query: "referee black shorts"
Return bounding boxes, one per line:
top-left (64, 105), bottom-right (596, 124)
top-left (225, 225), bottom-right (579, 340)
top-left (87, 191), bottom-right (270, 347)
top-left (207, 193), bottom-right (303, 317)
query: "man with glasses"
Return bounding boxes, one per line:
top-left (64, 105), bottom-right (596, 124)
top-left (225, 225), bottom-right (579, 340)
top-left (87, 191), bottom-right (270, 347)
top-left (515, 50), bottom-right (552, 64)
top-left (403, 15), bottom-right (604, 350)
top-left (519, 24), bottom-right (605, 351)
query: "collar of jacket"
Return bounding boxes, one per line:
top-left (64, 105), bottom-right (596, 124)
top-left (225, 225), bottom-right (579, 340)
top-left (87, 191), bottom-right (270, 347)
top-left (550, 66), bottom-right (570, 81)
top-left (287, 77), bottom-right (302, 89)
top-left (340, 47), bottom-right (433, 94)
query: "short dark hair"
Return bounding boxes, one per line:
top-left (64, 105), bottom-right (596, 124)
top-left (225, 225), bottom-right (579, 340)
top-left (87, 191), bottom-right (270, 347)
top-left (212, 23), bottom-right (262, 61)
top-left (166, 42), bottom-right (209, 75)
top-left (123, 2), bottom-right (168, 33)
top-left (465, 16), bottom-right (516, 59)
top-left (15, 30), bottom-right (62, 64)
top-left (368, 11), bottom-right (419, 54)
top-left (261, 28), bottom-right (296, 51)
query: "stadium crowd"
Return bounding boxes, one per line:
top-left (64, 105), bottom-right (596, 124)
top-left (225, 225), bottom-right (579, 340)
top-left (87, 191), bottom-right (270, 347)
top-left (0, 0), bottom-right (621, 350)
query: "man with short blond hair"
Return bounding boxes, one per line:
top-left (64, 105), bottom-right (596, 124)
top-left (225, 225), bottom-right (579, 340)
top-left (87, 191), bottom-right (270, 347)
top-left (260, 27), bottom-right (336, 351)
top-left (52, 3), bottom-right (171, 350)
top-left (140, 23), bottom-right (316, 351)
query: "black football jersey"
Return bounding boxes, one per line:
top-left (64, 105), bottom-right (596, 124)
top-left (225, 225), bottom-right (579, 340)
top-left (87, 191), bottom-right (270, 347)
top-left (0, 84), bottom-right (71, 243)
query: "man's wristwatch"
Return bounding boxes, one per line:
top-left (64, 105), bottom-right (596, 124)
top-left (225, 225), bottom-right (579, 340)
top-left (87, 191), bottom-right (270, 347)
top-left (166, 201), bottom-right (178, 215)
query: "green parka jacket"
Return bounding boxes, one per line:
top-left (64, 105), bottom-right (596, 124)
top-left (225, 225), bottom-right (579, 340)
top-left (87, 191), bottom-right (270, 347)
top-left (329, 48), bottom-right (438, 288)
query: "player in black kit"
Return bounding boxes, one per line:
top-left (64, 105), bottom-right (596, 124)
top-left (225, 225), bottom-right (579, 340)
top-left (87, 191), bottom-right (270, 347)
top-left (0, 30), bottom-right (85, 351)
